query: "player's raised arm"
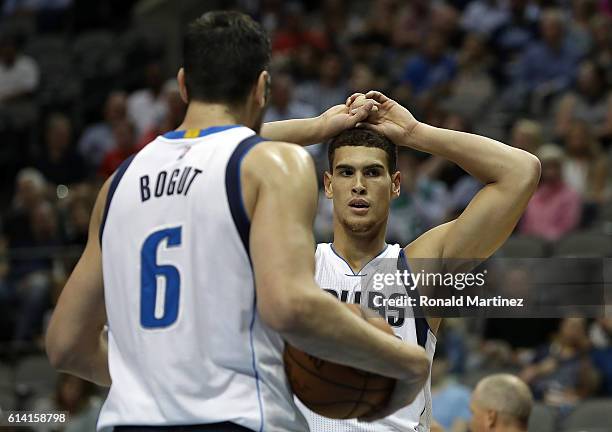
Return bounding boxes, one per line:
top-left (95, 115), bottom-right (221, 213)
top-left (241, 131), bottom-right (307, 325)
top-left (244, 141), bottom-right (429, 416)
top-left (260, 101), bottom-right (378, 145)
top-left (45, 179), bottom-right (111, 387)
top-left (352, 91), bottom-right (541, 260)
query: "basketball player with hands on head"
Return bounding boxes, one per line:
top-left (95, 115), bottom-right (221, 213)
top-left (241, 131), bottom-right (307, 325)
top-left (263, 90), bottom-right (541, 430)
top-left (44, 11), bottom-right (430, 432)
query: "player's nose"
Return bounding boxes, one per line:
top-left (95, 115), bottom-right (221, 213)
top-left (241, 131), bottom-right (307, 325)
top-left (352, 176), bottom-right (366, 195)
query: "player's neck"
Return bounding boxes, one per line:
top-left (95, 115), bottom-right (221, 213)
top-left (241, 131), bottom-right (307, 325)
top-left (177, 101), bottom-right (244, 131)
top-left (332, 225), bottom-right (387, 273)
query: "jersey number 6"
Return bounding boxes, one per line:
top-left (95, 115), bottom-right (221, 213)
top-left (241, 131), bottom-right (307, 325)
top-left (140, 226), bottom-right (182, 328)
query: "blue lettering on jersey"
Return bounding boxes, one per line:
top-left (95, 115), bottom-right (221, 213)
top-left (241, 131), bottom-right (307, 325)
top-left (140, 167), bottom-right (203, 202)
top-left (140, 226), bottom-right (182, 328)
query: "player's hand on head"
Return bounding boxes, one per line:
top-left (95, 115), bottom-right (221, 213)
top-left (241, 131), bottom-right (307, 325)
top-left (320, 100), bottom-right (379, 138)
top-left (349, 90), bottom-right (420, 148)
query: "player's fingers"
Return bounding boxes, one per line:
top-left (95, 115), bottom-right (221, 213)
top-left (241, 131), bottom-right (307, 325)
top-left (355, 122), bottom-right (380, 132)
top-left (347, 92), bottom-right (365, 107)
top-left (364, 90), bottom-right (389, 103)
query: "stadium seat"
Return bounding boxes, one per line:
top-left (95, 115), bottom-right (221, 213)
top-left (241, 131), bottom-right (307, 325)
top-left (562, 399), bottom-right (612, 431)
top-left (14, 355), bottom-right (57, 395)
top-left (528, 403), bottom-right (556, 432)
top-left (496, 235), bottom-right (548, 258)
top-left (552, 232), bottom-right (612, 257)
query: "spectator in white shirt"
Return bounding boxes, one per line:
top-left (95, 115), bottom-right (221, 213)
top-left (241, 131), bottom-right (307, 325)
top-left (0, 32), bottom-right (39, 104)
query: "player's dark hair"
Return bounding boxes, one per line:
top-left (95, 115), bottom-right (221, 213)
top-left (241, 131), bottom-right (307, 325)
top-left (182, 11), bottom-right (271, 106)
top-left (328, 128), bottom-right (397, 173)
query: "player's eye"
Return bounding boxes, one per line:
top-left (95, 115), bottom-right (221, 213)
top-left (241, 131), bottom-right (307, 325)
top-left (365, 168), bottom-right (381, 177)
top-left (339, 169), bottom-right (354, 177)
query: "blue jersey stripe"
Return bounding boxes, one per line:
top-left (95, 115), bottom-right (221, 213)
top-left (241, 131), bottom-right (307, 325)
top-left (99, 154), bottom-right (136, 246)
top-left (225, 135), bottom-right (265, 257)
top-left (225, 134), bottom-right (266, 431)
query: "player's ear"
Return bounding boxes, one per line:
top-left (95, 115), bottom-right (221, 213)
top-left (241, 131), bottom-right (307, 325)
top-left (391, 170), bottom-right (401, 198)
top-left (323, 171), bottom-right (333, 199)
top-left (486, 409), bottom-right (497, 428)
top-left (177, 68), bottom-right (189, 104)
top-left (255, 70), bottom-right (270, 108)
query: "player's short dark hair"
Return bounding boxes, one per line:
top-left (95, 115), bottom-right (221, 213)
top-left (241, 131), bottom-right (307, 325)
top-left (182, 11), bottom-right (271, 106)
top-left (327, 128), bottom-right (397, 173)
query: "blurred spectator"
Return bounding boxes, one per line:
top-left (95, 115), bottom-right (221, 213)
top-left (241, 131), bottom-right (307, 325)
top-left (431, 346), bottom-right (472, 431)
top-left (490, 0), bottom-right (538, 82)
top-left (520, 318), bottom-right (599, 406)
top-left (0, 31), bottom-right (39, 104)
top-left (589, 15), bottom-right (612, 83)
top-left (555, 61), bottom-right (612, 142)
top-left (271, 2), bottom-right (328, 54)
top-left (510, 118), bottom-right (544, 155)
top-left (137, 82), bottom-right (187, 148)
top-left (429, 2), bottom-right (461, 48)
top-left (387, 150), bottom-right (450, 244)
top-left (568, 0), bottom-right (598, 56)
top-left (127, 61), bottom-right (167, 137)
top-left (78, 91), bottom-right (127, 170)
top-left (98, 119), bottom-right (137, 179)
top-left (63, 196), bottom-right (91, 248)
top-left (401, 32), bottom-right (457, 97)
top-left (514, 9), bottom-right (583, 104)
top-left (470, 374), bottom-right (533, 432)
top-left (443, 33), bottom-right (495, 121)
top-left (562, 120), bottom-right (608, 204)
top-left (263, 73), bottom-right (317, 122)
top-left (13, 200), bottom-right (61, 343)
top-left (348, 63), bottom-right (378, 96)
top-left (520, 144), bottom-right (582, 241)
top-left (32, 374), bottom-right (106, 432)
top-left (461, 0), bottom-right (509, 36)
top-left (35, 113), bottom-right (88, 186)
top-left (590, 317), bottom-right (612, 348)
top-left (3, 168), bottom-right (46, 249)
top-left (295, 52), bottom-right (348, 113)
top-left (590, 318), bottom-right (612, 395)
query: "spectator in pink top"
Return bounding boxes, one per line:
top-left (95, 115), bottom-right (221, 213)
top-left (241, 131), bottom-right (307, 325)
top-left (520, 144), bottom-right (582, 241)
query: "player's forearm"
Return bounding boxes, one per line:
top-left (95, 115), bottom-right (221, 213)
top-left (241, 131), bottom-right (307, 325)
top-left (282, 288), bottom-right (429, 382)
top-left (406, 123), bottom-right (540, 187)
top-left (261, 117), bottom-right (322, 146)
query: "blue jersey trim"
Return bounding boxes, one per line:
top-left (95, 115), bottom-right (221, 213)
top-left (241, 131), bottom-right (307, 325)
top-left (99, 154), bottom-right (136, 246)
top-left (162, 125), bottom-right (242, 139)
top-left (225, 134), bottom-right (266, 430)
top-left (398, 249), bottom-right (430, 348)
top-left (330, 243), bottom-right (389, 276)
top-left (249, 296), bottom-right (265, 432)
top-left (225, 134), bottom-right (265, 257)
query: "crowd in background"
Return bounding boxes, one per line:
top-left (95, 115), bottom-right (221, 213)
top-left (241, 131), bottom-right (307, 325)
top-left (0, 0), bottom-right (611, 430)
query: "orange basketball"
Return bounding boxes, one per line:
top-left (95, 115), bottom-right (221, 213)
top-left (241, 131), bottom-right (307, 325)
top-left (283, 304), bottom-right (396, 419)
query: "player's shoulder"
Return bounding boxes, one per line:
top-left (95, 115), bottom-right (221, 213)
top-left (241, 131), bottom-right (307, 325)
top-left (248, 140), bottom-right (312, 164)
top-left (243, 140), bottom-right (314, 183)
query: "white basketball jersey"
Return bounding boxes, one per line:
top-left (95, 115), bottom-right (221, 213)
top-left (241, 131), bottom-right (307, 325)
top-left (296, 243), bottom-right (437, 432)
top-left (97, 125), bottom-right (308, 431)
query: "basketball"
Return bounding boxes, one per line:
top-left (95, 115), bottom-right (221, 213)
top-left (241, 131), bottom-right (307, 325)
top-left (283, 304), bottom-right (396, 419)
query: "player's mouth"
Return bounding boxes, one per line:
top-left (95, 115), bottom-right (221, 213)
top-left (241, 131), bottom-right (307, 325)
top-left (348, 198), bottom-right (370, 215)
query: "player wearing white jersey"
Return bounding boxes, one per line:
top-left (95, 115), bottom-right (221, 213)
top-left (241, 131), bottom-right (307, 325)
top-left (45, 12), bottom-right (431, 432)
top-left (261, 91), bottom-right (541, 429)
